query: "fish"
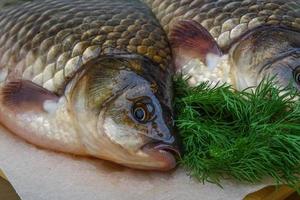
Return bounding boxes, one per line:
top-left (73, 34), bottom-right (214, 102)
top-left (0, 0), bottom-right (30, 8)
top-left (0, 0), bottom-right (180, 171)
top-left (141, 0), bottom-right (300, 90)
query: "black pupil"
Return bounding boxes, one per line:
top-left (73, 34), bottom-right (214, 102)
top-left (134, 107), bottom-right (145, 121)
top-left (297, 73), bottom-right (300, 83)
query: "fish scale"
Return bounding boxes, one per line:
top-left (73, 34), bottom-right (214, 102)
top-left (0, 0), bottom-right (171, 94)
top-left (141, 0), bottom-right (300, 51)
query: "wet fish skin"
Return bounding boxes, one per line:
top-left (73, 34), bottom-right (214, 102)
top-left (142, 0), bottom-right (300, 90)
top-left (0, 0), bottom-right (30, 9)
top-left (0, 0), bottom-right (171, 93)
top-left (0, 0), bottom-right (178, 170)
top-left (142, 0), bottom-right (300, 50)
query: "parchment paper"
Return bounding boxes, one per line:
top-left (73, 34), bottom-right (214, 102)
top-left (0, 125), bottom-right (271, 200)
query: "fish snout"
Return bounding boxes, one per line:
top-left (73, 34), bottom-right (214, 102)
top-left (149, 119), bottom-right (176, 141)
top-left (148, 121), bottom-right (181, 153)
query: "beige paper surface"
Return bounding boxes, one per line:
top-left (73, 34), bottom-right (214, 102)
top-left (0, 125), bottom-right (271, 200)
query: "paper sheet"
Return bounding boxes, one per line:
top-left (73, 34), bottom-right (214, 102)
top-left (0, 125), bottom-right (271, 200)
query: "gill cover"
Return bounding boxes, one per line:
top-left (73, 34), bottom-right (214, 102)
top-left (230, 27), bottom-right (300, 90)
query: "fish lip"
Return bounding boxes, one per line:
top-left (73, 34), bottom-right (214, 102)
top-left (141, 142), bottom-right (181, 171)
top-left (153, 143), bottom-right (181, 158)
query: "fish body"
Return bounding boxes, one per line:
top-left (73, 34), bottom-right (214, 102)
top-left (142, 0), bottom-right (300, 90)
top-left (0, 0), bottom-right (178, 170)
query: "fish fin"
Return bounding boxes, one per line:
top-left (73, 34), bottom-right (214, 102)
top-left (170, 20), bottom-right (222, 71)
top-left (1, 80), bottom-right (59, 112)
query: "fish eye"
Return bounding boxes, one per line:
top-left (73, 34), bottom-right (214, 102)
top-left (293, 67), bottom-right (300, 85)
top-left (296, 73), bottom-right (300, 84)
top-left (133, 107), bottom-right (146, 122)
top-left (132, 101), bottom-right (155, 123)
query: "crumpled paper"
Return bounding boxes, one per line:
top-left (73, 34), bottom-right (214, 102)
top-left (0, 125), bottom-right (271, 200)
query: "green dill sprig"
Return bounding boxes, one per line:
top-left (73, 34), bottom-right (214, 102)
top-left (174, 77), bottom-right (300, 188)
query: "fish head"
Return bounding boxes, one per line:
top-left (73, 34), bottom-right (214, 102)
top-left (230, 28), bottom-right (300, 91)
top-left (69, 55), bottom-right (179, 171)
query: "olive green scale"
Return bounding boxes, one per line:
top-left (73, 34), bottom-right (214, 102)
top-left (141, 0), bottom-right (300, 51)
top-left (0, 0), bottom-right (171, 94)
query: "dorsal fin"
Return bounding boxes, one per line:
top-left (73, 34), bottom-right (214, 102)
top-left (170, 20), bottom-right (222, 71)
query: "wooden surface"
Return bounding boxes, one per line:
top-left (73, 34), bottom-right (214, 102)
top-left (0, 174), bottom-right (21, 200)
top-left (244, 185), bottom-right (300, 200)
top-left (0, 169), bottom-right (7, 180)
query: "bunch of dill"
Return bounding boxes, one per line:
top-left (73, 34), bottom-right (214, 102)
top-left (174, 78), bottom-right (300, 188)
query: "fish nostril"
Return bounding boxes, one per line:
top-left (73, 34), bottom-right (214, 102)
top-left (165, 135), bottom-right (175, 144)
top-left (157, 132), bottom-right (163, 137)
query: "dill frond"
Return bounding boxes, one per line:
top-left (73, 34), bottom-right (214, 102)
top-left (174, 77), bottom-right (300, 188)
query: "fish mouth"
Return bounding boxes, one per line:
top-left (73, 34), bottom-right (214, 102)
top-left (141, 142), bottom-right (180, 171)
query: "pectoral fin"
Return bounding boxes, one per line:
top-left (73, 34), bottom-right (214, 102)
top-left (1, 80), bottom-right (59, 112)
top-left (170, 20), bottom-right (222, 71)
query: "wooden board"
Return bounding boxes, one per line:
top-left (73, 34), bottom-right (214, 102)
top-left (0, 173), bottom-right (21, 200)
